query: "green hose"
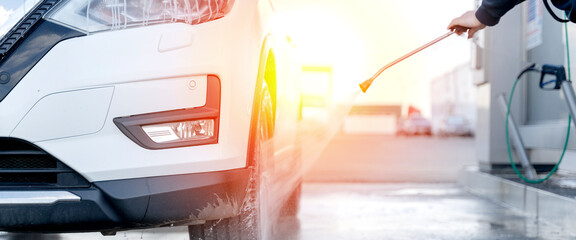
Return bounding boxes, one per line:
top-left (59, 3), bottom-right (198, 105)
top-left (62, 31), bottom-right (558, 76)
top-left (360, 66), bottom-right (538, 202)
top-left (505, 78), bottom-right (571, 184)
top-left (505, 17), bottom-right (572, 184)
top-left (565, 14), bottom-right (572, 82)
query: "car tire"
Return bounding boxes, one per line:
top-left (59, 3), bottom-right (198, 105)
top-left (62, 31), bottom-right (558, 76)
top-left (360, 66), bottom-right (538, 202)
top-left (188, 81), bottom-right (273, 240)
top-left (280, 181), bottom-right (302, 217)
top-left (241, 80), bottom-right (274, 239)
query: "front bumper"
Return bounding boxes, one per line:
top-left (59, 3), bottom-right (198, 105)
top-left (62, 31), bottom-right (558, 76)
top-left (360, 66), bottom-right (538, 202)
top-left (0, 0), bottom-right (269, 183)
top-left (0, 16), bottom-right (261, 181)
top-left (0, 167), bottom-right (249, 232)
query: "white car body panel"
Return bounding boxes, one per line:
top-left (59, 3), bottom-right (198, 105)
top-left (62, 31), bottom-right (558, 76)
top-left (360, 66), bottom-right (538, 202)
top-left (0, 0), bottom-right (303, 232)
top-left (11, 87), bottom-right (114, 142)
top-left (0, 0), bottom-right (299, 182)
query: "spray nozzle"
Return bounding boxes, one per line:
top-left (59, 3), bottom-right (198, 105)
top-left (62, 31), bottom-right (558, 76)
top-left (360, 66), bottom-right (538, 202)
top-left (359, 78), bottom-right (374, 93)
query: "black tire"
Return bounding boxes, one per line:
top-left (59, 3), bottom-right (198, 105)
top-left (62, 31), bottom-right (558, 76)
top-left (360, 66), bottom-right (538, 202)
top-left (280, 181), bottom-right (302, 217)
top-left (188, 218), bottom-right (240, 240)
top-left (279, 125), bottom-right (303, 218)
top-left (242, 81), bottom-right (274, 239)
top-left (188, 81), bottom-right (273, 240)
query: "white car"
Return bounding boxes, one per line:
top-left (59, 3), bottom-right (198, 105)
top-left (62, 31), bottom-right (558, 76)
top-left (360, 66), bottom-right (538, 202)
top-left (437, 115), bottom-right (473, 137)
top-left (396, 114), bottom-right (432, 136)
top-left (0, 0), bottom-right (302, 239)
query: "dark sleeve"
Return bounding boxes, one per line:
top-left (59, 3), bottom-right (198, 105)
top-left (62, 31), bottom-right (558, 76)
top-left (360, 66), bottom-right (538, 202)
top-left (475, 0), bottom-right (526, 26)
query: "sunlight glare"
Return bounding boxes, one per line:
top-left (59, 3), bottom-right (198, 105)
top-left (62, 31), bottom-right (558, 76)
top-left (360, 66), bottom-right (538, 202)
top-left (274, 7), bottom-right (365, 101)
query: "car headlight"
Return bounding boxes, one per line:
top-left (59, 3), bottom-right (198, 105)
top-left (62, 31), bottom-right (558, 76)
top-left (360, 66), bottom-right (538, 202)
top-left (142, 119), bottom-right (215, 144)
top-left (113, 75), bottom-right (221, 149)
top-left (46, 0), bottom-right (235, 34)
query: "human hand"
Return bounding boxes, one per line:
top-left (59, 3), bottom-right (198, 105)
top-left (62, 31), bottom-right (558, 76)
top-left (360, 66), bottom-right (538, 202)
top-left (447, 10), bottom-right (486, 39)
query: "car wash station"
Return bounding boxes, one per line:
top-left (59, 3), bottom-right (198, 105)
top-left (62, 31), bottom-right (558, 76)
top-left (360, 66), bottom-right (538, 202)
top-left (4, 0), bottom-right (576, 239)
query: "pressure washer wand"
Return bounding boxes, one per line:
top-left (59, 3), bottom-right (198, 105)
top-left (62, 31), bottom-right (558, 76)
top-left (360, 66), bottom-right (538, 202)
top-left (359, 31), bottom-right (455, 93)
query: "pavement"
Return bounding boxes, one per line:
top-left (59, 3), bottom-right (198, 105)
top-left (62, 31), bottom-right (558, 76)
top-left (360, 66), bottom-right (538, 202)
top-left (283, 134), bottom-right (572, 240)
top-left (303, 134), bottom-right (476, 183)
top-left (279, 183), bottom-right (570, 240)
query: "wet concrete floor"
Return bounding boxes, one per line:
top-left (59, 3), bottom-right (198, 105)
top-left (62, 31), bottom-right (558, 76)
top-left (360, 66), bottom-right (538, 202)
top-left (2, 182), bottom-right (570, 240)
top-left (282, 183), bottom-right (572, 240)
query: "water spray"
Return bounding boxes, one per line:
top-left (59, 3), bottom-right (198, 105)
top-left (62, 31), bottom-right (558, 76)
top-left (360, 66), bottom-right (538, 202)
top-left (359, 31), bottom-right (455, 93)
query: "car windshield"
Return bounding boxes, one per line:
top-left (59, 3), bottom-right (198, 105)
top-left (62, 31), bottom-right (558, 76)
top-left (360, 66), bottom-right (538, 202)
top-left (0, 0), bottom-right (42, 39)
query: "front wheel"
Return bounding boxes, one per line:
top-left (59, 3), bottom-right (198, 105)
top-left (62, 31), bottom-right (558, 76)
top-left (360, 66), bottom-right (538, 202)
top-left (241, 80), bottom-right (274, 239)
top-left (188, 81), bottom-right (274, 240)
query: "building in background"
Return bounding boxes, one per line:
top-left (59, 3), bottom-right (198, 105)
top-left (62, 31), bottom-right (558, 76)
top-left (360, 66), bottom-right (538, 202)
top-left (272, 0), bottom-right (475, 135)
top-left (344, 105), bottom-right (400, 135)
top-left (430, 64), bottom-right (477, 135)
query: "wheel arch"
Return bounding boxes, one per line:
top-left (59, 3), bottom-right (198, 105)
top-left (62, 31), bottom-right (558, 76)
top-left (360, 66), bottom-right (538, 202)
top-left (246, 35), bottom-right (277, 166)
top-left (264, 49), bottom-right (277, 120)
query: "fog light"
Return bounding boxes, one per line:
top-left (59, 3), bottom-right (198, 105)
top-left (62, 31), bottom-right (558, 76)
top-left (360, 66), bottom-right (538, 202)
top-left (142, 119), bottom-right (214, 144)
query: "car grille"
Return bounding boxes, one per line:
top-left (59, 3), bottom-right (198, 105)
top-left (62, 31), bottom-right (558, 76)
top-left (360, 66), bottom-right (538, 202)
top-left (0, 138), bottom-right (90, 188)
